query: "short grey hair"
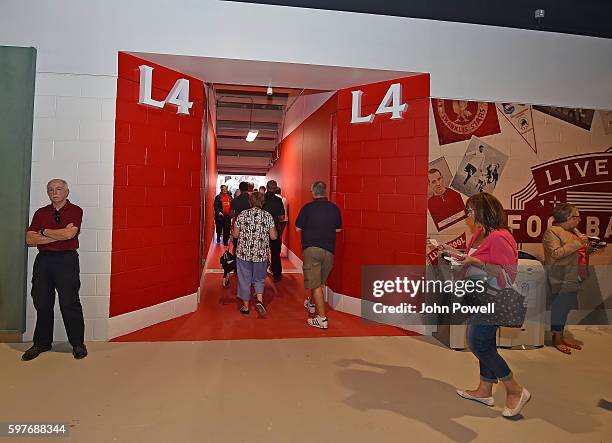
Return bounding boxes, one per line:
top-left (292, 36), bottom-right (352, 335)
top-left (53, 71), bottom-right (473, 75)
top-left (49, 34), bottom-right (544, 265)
top-left (311, 181), bottom-right (327, 197)
top-left (47, 179), bottom-right (69, 189)
top-left (552, 203), bottom-right (577, 223)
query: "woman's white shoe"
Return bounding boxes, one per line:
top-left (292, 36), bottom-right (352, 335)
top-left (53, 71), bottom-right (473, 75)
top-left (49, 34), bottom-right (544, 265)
top-left (456, 390), bottom-right (495, 406)
top-left (502, 388), bottom-right (531, 417)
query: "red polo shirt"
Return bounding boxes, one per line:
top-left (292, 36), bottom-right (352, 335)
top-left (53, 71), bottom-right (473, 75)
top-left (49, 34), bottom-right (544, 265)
top-left (221, 194), bottom-right (231, 215)
top-left (27, 200), bottom-right (83, 251)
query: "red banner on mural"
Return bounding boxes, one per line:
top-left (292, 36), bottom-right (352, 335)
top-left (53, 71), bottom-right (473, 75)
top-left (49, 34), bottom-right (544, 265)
top-left (531, 152), bottom-right (612, 196)
top-left (432, 99), bottom-right (501, 145)
top-left (427, 233), bottom-right (467, 265)
top-left (507, 149), bottom-right (612, 243)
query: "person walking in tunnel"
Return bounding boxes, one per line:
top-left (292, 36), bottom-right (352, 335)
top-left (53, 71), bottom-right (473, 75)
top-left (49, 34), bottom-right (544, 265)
top-left (214, 184), bottom-right (233, 245)
top-left (230, 181), bottom-right (251, 253)
top-left (275, 186), bottom-right (289, 240)
top-left (295, 181), bottom-right (342, 329)
top-left (232, 192), bottom-right (277, 318)
top-left (263, 180), bottom-right (285, 282)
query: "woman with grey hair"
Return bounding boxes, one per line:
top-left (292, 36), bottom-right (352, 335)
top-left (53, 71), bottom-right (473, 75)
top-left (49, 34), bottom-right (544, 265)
top-left (543, 203), bottom-right (590, 354)
top-left (232, 191), bottom-right (277, 317)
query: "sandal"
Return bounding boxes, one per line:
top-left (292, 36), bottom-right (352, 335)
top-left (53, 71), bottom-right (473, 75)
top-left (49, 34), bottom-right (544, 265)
top-left (563, 339), bottom-right (582, 350)
top-left (239, 305), bottom-right (250, 316)
top-left (554, 343), bottom-right (572, 354)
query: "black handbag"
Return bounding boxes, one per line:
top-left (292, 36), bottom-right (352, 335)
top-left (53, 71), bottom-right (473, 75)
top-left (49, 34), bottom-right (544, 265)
top-left (464, 269), bottom-right (527, 328)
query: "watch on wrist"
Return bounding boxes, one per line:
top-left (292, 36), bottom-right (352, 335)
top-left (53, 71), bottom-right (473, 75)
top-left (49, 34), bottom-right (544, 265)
top-left (40, 229), bottom-right (46, 236)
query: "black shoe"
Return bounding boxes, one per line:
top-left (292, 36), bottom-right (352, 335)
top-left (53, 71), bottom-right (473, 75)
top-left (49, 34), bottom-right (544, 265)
top-left (255, 301), bottom-right (267, 318)
top-left (73, 344), bottom-right (88, 359)
top-left (273, 275), bottom-right (282, 282)
top-left (21, 344), bottom-right (52, 361)
top-left (216, 236), bottom-right (221, 243)
top-left (239, 305), bottom-right (250, 316)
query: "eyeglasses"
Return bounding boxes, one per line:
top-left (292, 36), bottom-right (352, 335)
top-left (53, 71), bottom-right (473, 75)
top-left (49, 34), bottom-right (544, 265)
top-left (54, 209), bottom-right (60, 224)
top-left (465, 207), bottom-right (474, 215)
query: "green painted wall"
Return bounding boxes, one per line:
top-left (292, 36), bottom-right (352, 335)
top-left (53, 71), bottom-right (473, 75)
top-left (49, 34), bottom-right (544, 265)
top-left (0, 46), bottom-right (36, 334)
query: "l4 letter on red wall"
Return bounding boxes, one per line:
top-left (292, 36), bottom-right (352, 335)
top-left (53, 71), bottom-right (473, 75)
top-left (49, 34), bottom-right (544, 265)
top-left (327, 74), bottom-right (430, 298)
top-left (110, 52), bottom-right (204, 316)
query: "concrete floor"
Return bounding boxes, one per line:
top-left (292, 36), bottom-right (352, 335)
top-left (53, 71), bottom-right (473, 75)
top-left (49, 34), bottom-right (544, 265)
top-left (2, 327), bottom-right (611, 443)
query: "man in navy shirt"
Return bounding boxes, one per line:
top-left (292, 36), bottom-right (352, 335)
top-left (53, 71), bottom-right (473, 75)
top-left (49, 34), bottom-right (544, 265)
top-left (295, 181), bottom-right (342, 329)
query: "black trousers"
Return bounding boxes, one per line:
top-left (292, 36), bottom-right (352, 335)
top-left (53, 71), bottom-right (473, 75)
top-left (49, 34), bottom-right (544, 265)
top-left (270, 237), bottom-right (282, 279)
top-left (31, 251), bottom-right (84, 347)
top-left (278, 221), bottom-right (288, 238)
top-left (215, 215), bottom-right (232, 244)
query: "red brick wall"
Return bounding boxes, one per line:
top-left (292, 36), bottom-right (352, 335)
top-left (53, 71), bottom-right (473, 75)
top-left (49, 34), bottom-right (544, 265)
top-left (110, 52), bottom-right (204, 317)
top-left (327, 74), bottom-right (430, 298)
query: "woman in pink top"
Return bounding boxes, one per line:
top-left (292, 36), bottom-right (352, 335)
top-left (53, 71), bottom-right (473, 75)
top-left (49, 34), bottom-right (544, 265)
top-left (443, 193), bottom-right (531, 418)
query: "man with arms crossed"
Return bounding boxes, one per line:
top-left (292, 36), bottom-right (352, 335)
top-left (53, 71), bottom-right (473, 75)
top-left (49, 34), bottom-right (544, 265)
top-left (23, 179), bottom-right (87, 360)
top-left (295, 181), bottom-right (342, 329)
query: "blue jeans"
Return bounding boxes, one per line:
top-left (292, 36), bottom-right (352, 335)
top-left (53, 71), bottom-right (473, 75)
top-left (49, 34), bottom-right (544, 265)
top-left (467, 318), bottom-right (512, 383)
top-left (236, 258), bottom-right (267, 301)
top-left (550, 291), bottom-right (577, 333)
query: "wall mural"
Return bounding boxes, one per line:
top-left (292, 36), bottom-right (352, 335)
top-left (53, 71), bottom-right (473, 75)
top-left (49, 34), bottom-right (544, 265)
top-left (496, 103), bottom-right (537, 154)
top-left (450, 136), bottom-right (508, 196)
top-left (601, 111), bottom-right (612, 135)
top-left (427, 157), bottom-right (466, 231)
top-left (431, 99), bottom-right (500, 145)
top-left (427, 100), bottom-right (612, 324)
top-left (427, 98), bottom-right (612, 266)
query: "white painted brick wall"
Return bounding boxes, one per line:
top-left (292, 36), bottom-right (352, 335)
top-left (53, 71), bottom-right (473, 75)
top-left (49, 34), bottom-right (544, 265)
top-left (24, 72), bottom-right (116, 343)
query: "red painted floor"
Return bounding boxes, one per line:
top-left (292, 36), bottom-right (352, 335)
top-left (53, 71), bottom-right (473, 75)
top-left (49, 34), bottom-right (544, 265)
top-left (113, 243), bottom-right (414, 342)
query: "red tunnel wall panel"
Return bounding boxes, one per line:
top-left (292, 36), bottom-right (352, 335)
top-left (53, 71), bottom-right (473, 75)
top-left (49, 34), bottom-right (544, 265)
top-left (203, 110), bottom-right (217, 260)
top-left (266, 75), bottom-right (430, 301)
top-left (110, 52), bottom-right (204, 317)
top-left (267, 96), bottom-right (335, 260)
top-left (328, 74), bottom-right (430, 298)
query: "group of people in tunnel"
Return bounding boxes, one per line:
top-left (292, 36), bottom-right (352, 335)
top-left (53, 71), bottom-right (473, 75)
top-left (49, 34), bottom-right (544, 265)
top-left (214, 179), bottom-right (342, 329)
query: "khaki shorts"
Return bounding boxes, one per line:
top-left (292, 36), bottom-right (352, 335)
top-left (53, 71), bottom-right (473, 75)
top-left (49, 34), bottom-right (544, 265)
top-left (302, 247), bottom-right (334, 289)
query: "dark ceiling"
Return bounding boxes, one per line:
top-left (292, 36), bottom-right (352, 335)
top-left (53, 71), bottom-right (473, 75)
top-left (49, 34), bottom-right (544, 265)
top-left (214, 84), bottom-right (325, 175)
top-left (227, 0), bottom-right (612, 39)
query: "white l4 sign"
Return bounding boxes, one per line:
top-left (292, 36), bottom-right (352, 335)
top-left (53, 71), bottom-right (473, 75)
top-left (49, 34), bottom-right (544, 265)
top-left (351, 83), bottom-right (408, 124)
top-left (138, 65), bottom-right (193, 115)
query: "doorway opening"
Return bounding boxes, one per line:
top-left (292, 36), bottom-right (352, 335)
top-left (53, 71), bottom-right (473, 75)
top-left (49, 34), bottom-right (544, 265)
top-left (111, 52), bottom-right (426, 341)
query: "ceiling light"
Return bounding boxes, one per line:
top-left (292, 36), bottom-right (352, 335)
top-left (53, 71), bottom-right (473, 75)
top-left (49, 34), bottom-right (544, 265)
top-left (245, 97), bottom-right (258, 142)
top-left (267, 82), bottom-right (273, 96)
top-left (246, 130), bottom-right (259, 142)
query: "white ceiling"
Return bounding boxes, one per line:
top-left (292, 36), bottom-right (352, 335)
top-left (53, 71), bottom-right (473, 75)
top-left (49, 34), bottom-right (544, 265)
top-left (130, 52), bottom-right (419, 90)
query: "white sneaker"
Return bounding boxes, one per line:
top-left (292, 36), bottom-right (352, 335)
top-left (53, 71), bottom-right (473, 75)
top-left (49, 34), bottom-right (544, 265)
top-left (307, 316), bottom-right (328, 329)
top-left (304, 299), bottom-right (316, 315)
